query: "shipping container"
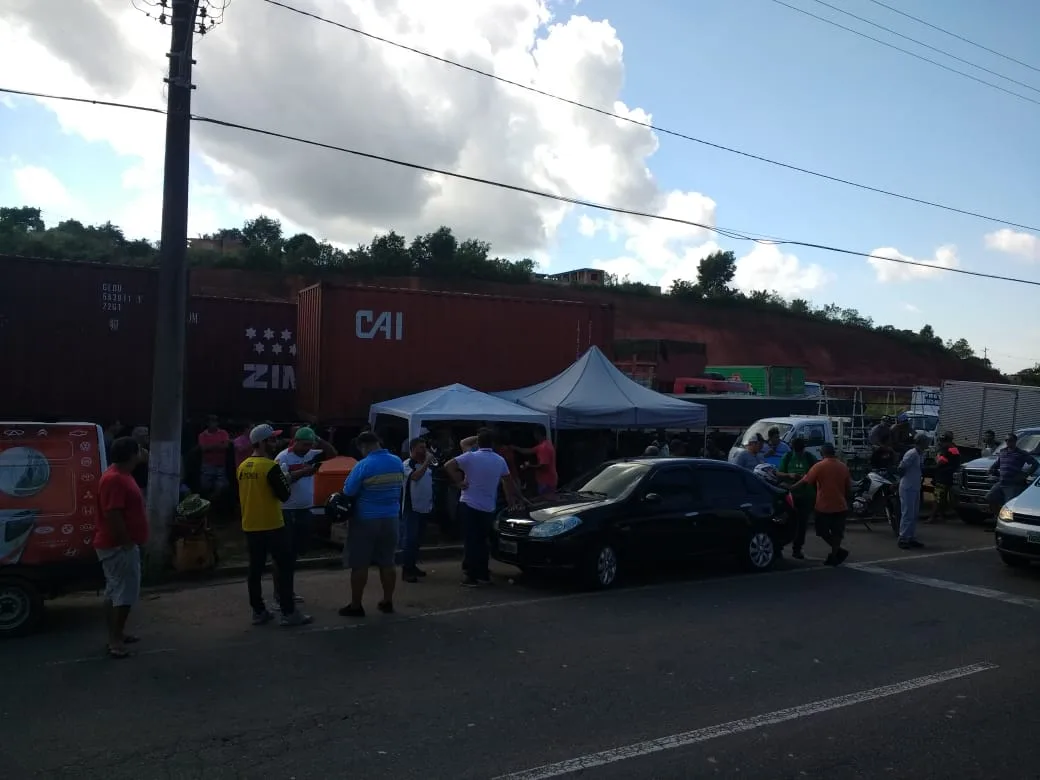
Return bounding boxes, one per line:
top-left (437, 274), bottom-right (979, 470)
top-left (0, 256), bottom-right (299, 426)
top-left (0, 256), bottom-right (159, 425)
top-left (612, 338), bottom-right (707, 392)
top-left (186, 296), bottom-right (297, 421)
top-left (296, 283), bottom-right (615, 423)
top-left (706, 365), bottom-right (806, 397)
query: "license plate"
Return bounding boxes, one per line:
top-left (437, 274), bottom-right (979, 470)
top-left (498, 539), bottom-right (518, 555)
top-left (1026, 532), bottom-right (1040, 545)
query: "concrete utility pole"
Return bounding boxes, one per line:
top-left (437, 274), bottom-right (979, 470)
top-left (145, 0), bottom-right (199, 572)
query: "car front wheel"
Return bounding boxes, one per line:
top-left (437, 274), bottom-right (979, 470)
top-left (584, 542), bottom-right (619, 589)
top-left (743, 531), bottom-right (777, 571)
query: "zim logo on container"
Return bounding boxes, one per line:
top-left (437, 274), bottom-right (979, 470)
top-left (355, 310), bottom-right (403, 341)
top-left (243, 364), bottom-right (296, 391)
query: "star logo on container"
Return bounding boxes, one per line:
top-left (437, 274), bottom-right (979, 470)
top-left (281, 329), bottom-right (292, 341)
top-left (245, 327), bottom-right (256, 339)
top-left (289, 344), bottom-right (297, 356)
top-left (263, 328), bottom-right (275, 340)
top-left (272, 343), bottom-right (283, 355)
top-left (254, 342), bottom-right (265, 354)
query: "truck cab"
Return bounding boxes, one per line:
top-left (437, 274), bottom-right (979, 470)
top-left (728, 416), bottom-right (835, 467)
top-left (955, 427), bottom-right (1040, 523)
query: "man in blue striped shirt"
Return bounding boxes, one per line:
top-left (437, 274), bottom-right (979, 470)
top-left (339, 432), bottom-right (405, 618)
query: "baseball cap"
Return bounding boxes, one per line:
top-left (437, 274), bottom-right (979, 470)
top-left (293, 426), bottom-right (317, 443)
top-left (249, 423), bottom-right (283, 445)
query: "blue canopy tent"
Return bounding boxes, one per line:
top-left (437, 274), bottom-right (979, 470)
top-left (368, 384), bottom-right (551, 443)
top-left (495, 346), bottom-right (708, 430)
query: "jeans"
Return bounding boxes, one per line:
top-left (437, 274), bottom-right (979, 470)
top-left (400, 509), bottom-right (430, 570)
top-left (282, 508), bottom-right (314, 559)
top-left (246, 527), bottom-right (295, 615)
top-left (898, 483), bottom-right (920, 541)
top-left (459, 502), bottom-right (495, 580)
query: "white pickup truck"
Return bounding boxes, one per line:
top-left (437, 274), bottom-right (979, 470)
top-left (728, 415), bottom-right (869, 468)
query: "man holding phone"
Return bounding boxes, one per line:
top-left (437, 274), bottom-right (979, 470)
top-left (275, 426), bottom-right (336, 602)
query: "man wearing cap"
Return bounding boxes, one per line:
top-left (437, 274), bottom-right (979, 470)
top-left (275, 426), bottom-right (336, 604)
top-left (730, 433), bottom-right (765, 471)
top-left (237, 424), bottom-right (313, 627)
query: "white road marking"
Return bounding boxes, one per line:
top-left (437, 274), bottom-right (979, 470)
top-left (492, 663), bottom-right (999, 780)
top-left (852, 546), bottom-right (993, 566)
top-left (850, 565), bottom-right (1040, 609)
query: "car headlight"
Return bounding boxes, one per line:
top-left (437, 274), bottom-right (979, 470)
top-left (997, 506), bottom-right (1015, 523)
top-left (529, 515), bottom-right (582, 538)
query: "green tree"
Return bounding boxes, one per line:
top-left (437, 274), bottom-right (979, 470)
top-left (696, 250), bottom-right (736, 298)
top-left (368, 230), bottom-right (412, 275)
top-left (668, 279), bottom-right (701, 299)
top-left (945, 337), bottom-right (975, 360)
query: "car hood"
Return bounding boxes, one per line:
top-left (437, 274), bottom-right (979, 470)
top-left (962, 455), bottom-right (996, 470)
top-left (1005, 482), bottom-right (1040, 516)
top-left (529, 498), bottom-right (612, 521)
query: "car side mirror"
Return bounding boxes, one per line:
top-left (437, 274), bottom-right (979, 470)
top-left (643, 492), bottom-right (661, 504)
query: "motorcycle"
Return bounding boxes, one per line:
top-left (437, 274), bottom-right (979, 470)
top-left (852, 469), bottom-right (900, 535)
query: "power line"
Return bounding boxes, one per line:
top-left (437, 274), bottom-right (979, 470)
top-left (4, 84), bottom-right (1040, 289)
top-left (805, 0), bottom-right (1040, 96)
top-left (769, 0), bottom-right (1040, 108)
top-left (865, 0), bottom-right (1040, 76)
top-left (259, 0), bottom-right (1040, 235)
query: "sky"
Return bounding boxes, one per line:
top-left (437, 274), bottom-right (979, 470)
top-left (0, 0), bottom-right (1038, 373)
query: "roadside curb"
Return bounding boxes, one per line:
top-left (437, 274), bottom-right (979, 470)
top-left (147, 544), bottom-right (465, 591)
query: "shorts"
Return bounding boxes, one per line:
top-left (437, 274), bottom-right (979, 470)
top-left (814, 511), bottom-right (847, 544)
top-left (200, 464), bottom-right (228, 492)
top-left (97, 546), bottom-right (142, 607)
top-left (344, 516), bottom-right (398, 569)
top-left (933, 483), bottom-right (952, 504)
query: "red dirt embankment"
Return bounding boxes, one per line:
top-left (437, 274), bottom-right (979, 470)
top-left (190, 268), bottom-right (1002, 386)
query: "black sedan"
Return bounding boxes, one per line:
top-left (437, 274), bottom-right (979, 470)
top-left (492, 457), bottom-right (796, 588)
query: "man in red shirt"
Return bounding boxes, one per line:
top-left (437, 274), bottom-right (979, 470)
top-left (95, 436), bottom-right (150, 658)
top-left (519, 428), bottom-right (558, 496)
top-left (198, 414), bottom-right (230, 499)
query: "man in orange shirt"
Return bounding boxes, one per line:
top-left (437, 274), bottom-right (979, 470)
top-left (519, 428), bottom-right (557, 496)
top-left (791, 443), bottom-right (853, 566)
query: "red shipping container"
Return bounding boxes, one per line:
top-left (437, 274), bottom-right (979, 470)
top-left (0, 256), bottom-right (159, 425)
top-left (185, 296), bottom-right (298, 421)
top-left (296, 283), bottom-right (615, 423)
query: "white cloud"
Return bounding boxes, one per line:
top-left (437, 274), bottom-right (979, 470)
top-left (732, 243), bottom-right (829, 296)
top-left (902, 302), bottom-right (920, 313)
top-left (867, 244), bottom-right (959, 283)
top-left (985, 228), bottom-right (1039, 262)
top-left (0, 0), bottom-right (720, 270)
top-left (12, 165), bottom-right (73, 211)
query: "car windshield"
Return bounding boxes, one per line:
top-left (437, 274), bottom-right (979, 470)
top-left (738, 421), bottom-right (793, 446)
top-left (564, 462), bottom-right (651, 499)
top-left (997, 433), bottom-right (1040, 455)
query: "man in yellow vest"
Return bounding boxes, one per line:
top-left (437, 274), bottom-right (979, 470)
top-left (237, 424), bottom-right (313, 627)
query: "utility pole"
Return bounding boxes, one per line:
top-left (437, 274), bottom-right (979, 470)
top-left (145, 0), bottom-right (198, 574)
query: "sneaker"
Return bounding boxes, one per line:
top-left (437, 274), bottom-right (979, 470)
top-left (823, 553), bottom-right (835, 566)
top-left (279, 610), bottom-right (314, 627)
top-left (898, 540), bottom-right (912, 550)
top-left (338, 604), bottom-right (365, 618)
top-left (251, 609), bottom-right (274, 626)
top-left (908, 539), bottom-right (925, 549)
top-left (402, 570), bottom-right (419, 584)
top-left (377, 601), bottom-right (394, 614)
top-left (461, 576), bottom-right (480, 588)
top-left (834, 548), bottom-right (849, 566)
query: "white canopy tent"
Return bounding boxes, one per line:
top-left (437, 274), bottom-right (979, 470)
top-left (495, 346), bottom-right (708, 430)
top-left (368, 383), bottom-right (552, 443)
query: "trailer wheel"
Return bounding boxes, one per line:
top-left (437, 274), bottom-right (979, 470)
top-left (0, 576), bottom-right (44, 638)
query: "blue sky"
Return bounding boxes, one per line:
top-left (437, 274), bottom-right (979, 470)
top-left (1, 0), bottom-right (1038, 372)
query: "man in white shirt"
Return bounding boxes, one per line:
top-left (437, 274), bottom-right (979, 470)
top-left (444, 429), bottom-right (522, 587)
top-left (274, 426), bottom-right (336, 602)
top-left (401, 437), bottom-right (435, 583)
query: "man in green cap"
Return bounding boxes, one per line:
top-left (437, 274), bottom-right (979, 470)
top-left (274, 426), bottom-right (337, 603)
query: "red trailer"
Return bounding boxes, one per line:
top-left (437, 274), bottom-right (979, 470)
top-left (296, 283), bottom-right (615, 423)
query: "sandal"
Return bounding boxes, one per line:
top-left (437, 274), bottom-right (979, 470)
top-left (107, 646), bottom-right (132, 659)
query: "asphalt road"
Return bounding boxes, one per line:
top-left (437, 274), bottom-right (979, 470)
top-left (2, 520), bottom-right (1038, 780)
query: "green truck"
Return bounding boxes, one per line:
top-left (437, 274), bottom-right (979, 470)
top-left (705, 365), bottom-right (806, 397)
